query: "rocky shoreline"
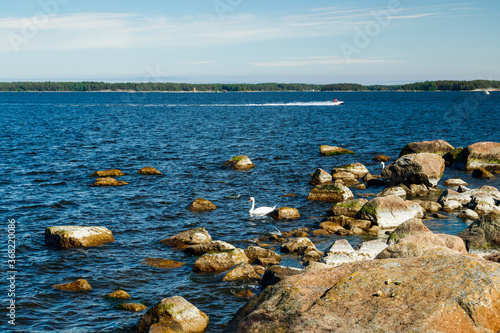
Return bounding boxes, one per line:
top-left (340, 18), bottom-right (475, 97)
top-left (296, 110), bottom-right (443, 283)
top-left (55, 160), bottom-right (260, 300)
top-left (45, 140), bottom-right (500, 332)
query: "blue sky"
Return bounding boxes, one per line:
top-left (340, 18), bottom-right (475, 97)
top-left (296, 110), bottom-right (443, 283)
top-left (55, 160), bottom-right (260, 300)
top-left (0, 0), bottom-right (499, 84)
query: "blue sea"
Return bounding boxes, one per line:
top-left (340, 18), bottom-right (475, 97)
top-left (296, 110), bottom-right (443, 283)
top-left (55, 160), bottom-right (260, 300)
top-left (1, 91), bottom-right (499, 332)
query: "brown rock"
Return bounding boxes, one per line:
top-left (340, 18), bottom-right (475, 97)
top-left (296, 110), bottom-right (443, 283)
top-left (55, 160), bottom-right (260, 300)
top-left (193, 249), bottom-right (249, 272)
top-left (443, 178), bottom-right (469, 186)
top-left (53, 279), bottom-right (92, 292)
top-left (137, 167), bottom-right (162, 175)
top-left (484, 252), bottom-right (500, 263)
top-left (311, 229), bottom-right (331, 236)
top-left (281, 237), bottom-right (316, 255)
top-left (418, 201), bottom-right (442, 213)
top-left (161, 228), bottom-right (212, 249)
top-left (319, 145), bottom-right (354, 156)
top-left (188, 198), bottom-right (217, 212)
top-left (309, 168), bottom-right (332, 185)
top-left (270, 207), bottom-right (300, 219)
top-left (244, 246), bottom-right (281, 264)
top-left (92, 177), bottom-right (128, 186)
top-left (331, 163), bottom-right (369, 179)
top-left (115, 303), bottom-right (147, 312)
top-left (435, 234), bottom-right (467, 253)
top-left (307, 184), bottom-right (353, 202)
top-left (138, 296), bottom-right (209, 333)
top-left (372, 155), bottom-right (391, 162)
top-left (458, 212), bottom-right (500, 251)
top-left (142, 258), bottom-right (185, 269)
top-left (90, 169), bottom-right (124, 177)
top-left (399, 139), bottom-right (454, 157)
top-left (184, 240), bottom-right (235, 255)
top-left (45, 226), bottom-right (115, 249)
top-left (107, 290), bottom-right (131, 299)
top-left (261, 265), bottom-right (303, 288)
top-left (376, 241), bottom-right (459, 259)
top-left (282, 227), bottom-right (310, 238)
top-left (294, 231), bottom-right (309, 237)
top-left (382, 153), bottom-right (445, 187)
top-left (452, 141), bottom-right (500, 171)
top-left (326, 199), bottom-right (368, 218)
top-left (222, 263), bottom-right (261, 281)
top-left (235, 290), bottom-right (255, 298)
top-left (472, 167), bottom-right (495, 179)
top-left (223, 155), bottom-right (255, 170)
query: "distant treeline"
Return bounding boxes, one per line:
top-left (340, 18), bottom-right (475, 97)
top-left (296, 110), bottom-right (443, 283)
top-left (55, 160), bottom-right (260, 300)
top-left (0, 80), bottom-right (499, 92)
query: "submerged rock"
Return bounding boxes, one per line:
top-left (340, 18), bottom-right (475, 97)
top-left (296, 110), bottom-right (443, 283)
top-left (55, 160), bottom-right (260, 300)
top-left (138, 296), bottom-right (209, 333)
top-left (161, 227), bottom-right (212, 249)
top-left (319, 145), bottom-right (354, 156)
top-left (309, 168), bottom-right (332, 185)
top-left (188, 198), bottom-right (217, 212)
top-left (92, 177), bottom-right (128, 186)
top-left (53, 279), bottom-right (92, 292)
top-left (472, 167), bottom-right (495, 179)
top-left (137, 167), bottom-right (161, 175)
top-left (45, 226), bottom-right (114, 249)
top-left (193, 249), bottom-right (249, 272)
top-left (452, 141), bottom-right (500, 171)
top-left (223, 155), bottom-right (255, 170)
top-left (382, 153), bottom-right (445, 187)
top-left (372, 155), bottom-right (391, 162)
top-left (307, 184), bottom-right (353, 202)
top-left (184, 240), bottom-right (235, 256)
top-left (115, 303), bottom-right (147, 312)
top-left (107, 290), bottom-right (131, 299)
top-left (142, 258), bottom-right (185, 269)
top-left (90, 169), bottom-right (124, 177)
top-left (399, 139), bottom-right (454, 157)
top-left (225, 254), bottom-right (500, 333)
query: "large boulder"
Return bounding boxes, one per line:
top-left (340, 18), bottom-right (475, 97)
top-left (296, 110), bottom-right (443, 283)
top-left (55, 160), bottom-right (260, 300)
top-left (331, 163), bottom-right (369, 179)
top-left (261, 265), bottom-right (303, 288)
top-left (223, 155), bottom-right (255, 170)
top-left (161, 228), bottom-right (212, 249)
top-left (138, 296), bottom-right (209, 333)
top-left (188, 198), bottom-right (217, 212)
top-left (269, 207), bottom-right (300, 219)
top-left (355, 195), bottom-right (423, 229)
top-left (382, 153), bottom-right (445, 187)
top-left (319, 145), bottom-right (354, 156)
top-left (307, 184), bottom-right (353, 202)
top-left (244, 246), bottom-right (281, 265)
top-left (322, 239), bottom-right (387, 266)
top-left (281, 238), bottom-right (316, 254)
top-left (184, 241), bottom-right (235, 256)
top-left (45, 226), bottom-right (114, 249)
top-left (192, 249), bottom-right (249, 272)
top-left (375, 242), bottom-right (461, 259)
top-left (309, 168), bottom-right (332, 185)
top-left (399, 139), bottom-right (454, 157)
top-left (326, 199), bottom-right (368, 218)
top-left (452, 142), bottom-right (500, 171)
top-left (458, 212), bottom-right (500, 251)
top-left (224, 255), bottom-right (500, 333)
top-left (222, 263), bottom-right (261, 281)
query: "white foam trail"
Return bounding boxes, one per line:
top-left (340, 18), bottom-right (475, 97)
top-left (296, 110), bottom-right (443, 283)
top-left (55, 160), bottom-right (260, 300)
top-left (47, 101), bottom-right (342, 107)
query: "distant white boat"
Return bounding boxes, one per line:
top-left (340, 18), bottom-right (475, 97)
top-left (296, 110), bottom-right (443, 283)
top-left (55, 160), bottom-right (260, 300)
top-left (485, 90), bottom-right (490, 95)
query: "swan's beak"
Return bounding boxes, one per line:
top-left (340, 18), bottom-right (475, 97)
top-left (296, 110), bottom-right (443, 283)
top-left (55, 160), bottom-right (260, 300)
top-left (248, 199), bottom-right (251, 202)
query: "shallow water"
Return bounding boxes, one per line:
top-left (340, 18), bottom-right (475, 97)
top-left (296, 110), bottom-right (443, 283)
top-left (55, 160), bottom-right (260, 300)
top-left (1, 91), bottom-right (499, 332)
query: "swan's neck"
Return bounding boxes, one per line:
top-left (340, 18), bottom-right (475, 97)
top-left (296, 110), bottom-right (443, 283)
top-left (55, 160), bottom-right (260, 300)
top-left (250, 198), bottom-right (255, 213)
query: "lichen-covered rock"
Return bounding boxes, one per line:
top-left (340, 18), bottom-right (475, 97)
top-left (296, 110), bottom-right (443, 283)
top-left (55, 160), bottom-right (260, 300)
top-left (115, 303), bottom-right (147, 312)
top-left (45, 226), bottom-right (115, 249)
top-left (138, 296), bottom-right (208, 333)
top-left (184, 241), bottom-right (235, 255)
top-left (137, 167), bottom-right (162, 175)
top-left (452, 141), bottom-right (500, 171)
top-left (382, 153), bottom-right (445, 187)
top-left (326, 199), bottom-right (367, 218)
top-left (281, 237), bottom-right (316, 254)
top-left (142, 258), bottom-right (185, 269)
top-left (375, 241), bottom-right (461, 259)
top-left (223, 155), bottom-right (255, 170)
top-left (244, 246), bottom-right (281, 265)
top-left (221, 263), bottom-right (261, 281)
top-left (188, 198), bottom-right (217, 212)
top-left (90, 169), bottom-right (124, 177)
top-left (107, 290), bottom-right (131, 299)
top-left (307, 184), bottom-right (353, 202)
top-left (161, 228), bottom-right (212, 249)
top-left (355, 195), bottom-right (424, 229)
top-left (92, 177), bottom-right (128, 186)
top-left (387, 218), bottom-right (432, 245)
top-left (399, 139), bottom-right (454, 157)
top-left (458, 212), bottom-right (500, 251)
top-left (331, 163), bottom-right (369, 179)
top-left (53, 279), bottom-right (92, 292)
top-left (192, 249), bottom-right (249, 272)
top-left (309, 168), bottom-right (332, 185)
top-left (376, 186), bottom-right (407, 198)
top-left (319, 145), bottom-right (354, 156)
top-left (269, 207), bottom-right (300, 219)
top-left (225, 254), bottom-right (500, 333)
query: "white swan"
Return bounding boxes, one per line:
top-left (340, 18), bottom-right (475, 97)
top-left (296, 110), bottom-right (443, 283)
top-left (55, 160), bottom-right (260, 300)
top-left (248, 197), bottom-right (276, 215)
top-left (380, 162), bottom-right (385, 169)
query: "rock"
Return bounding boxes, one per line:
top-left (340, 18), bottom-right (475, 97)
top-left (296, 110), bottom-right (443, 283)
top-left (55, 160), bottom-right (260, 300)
top-left (474, 201), bottom-right (500, 216)
top-left (452, 141), bottom-right (500, 171)
top-left (418, 201), bottom-right (442, 212)
top-left (457, 185), bottom-right (470, 193)
top-left (161, 228), bottom-right (212, 249)
top-left (281, 238), bottom-right (316, 255)
top-left (138, 296), bottom-right (208, 333)
top-left (387, 218), bottom-right (432, 245)
top-left (375, 242), bottom-right (459, 259)
top-left (282, 227), bottom-right (310, 238)
top-left (184, 241), bottom-right (235, 255)
top-left (311, 229), bottom-right (330, 236)
top-left (107, 290), bottom-right (131, 299)
top-left (465, 185), bottom-right (500, 200)
top-left (432, 213), bottom-right (448, 219)
top-left (472, 167), bottom-right (495, 179)
top-left (438, 189), bottom-right (471, 206)
top-left (188, 198), bottom-right (217, 212)
top-left (261, 265), bottom-right (303, 288)
top-left (322, 239), bottom-right (387, 266)
top-left (443, 147), bottom-right (463, 167)
top-left (382, 153), bottom-right (445, 187)
top-left (234, 290), bottom-right (255, 298)
top-left (307, 184), bottom-right (353, 202)
top-left (459, 209), bottom-right (480, 220)
top-left (326, 199), bottom-right (368, 218)
top-left (222, 263), bottom-right (261, 281)
top-left (302, 249), bottom-right (323, 264)
top-left (223, 155), bottom-right (255, 170)
top-left (406, 184), bottom-right (431, 196)
top-left (92, 177), bottom-right (128, 186)
top-left (244, 246), bottom-right (281, 265)
top-left (45, 226), bottom-right (115, 249)
top-left (331, 163), bottom-right (369, 179)
top-left (137, 167), bottom-right (161, 175)
top-left (435, 234), bottom-right (467, 253)
top-left (319, 145), bottom-right (354, 156)
top-left (270, 207), bottom-right (300, 219)
top-left (226, 254), bottom-right (500, 333)
top-left (330, 171), bottom-right (358, 186)
top-left (458, 212), bottom-right (500, 251)
top-left (366, 178), bottom-right (387, 187)
top-left (193, 249), bottom-right (249, 272)
top-left (484, 252), bottom-right (500, 263)
top-left (352, 183), bottom-right (367, 190)
top-left (294, 231), bottom-right (309, 237)
top-left (142, 258), bottom-right (185, 269)
top-left (376, 186), bottom-right (407, 198)
top-left (441, 200), bottom-right (463, 212)
top-left (443, 178), bottom-right (468, 186)
top-left (115, 303), bottom-right (147, 312)
top-left (309, 168), bottom-right (332, 185)
top-left (318, 221), bottom-right (343, 234)
top-left (90, 169), bottom-right (124, 177)
top-left (399, 139), bottom-right (454, 157)
top-left (355, 195), bottom-right (424, 229)
top-left (372, 155), bottom-right (391, 162)
top-left (53, 279), bottom-right (92, 292)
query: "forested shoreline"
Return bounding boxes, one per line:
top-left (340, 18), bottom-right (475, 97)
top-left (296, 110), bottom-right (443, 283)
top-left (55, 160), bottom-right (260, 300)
top-left (0, 80), bottom-right (499, 92)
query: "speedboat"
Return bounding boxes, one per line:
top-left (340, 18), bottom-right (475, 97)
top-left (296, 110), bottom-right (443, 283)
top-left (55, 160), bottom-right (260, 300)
top-left (332, 100), bottom-right (344, 105)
